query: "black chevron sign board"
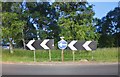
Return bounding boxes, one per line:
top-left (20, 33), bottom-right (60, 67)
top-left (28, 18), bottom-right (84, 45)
top-left (67, 41), bottom-right (97, 51)
top-left (26, 39), bottom-right (54, 50)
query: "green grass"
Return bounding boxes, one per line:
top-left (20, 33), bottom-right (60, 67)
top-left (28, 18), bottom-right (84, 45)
top-left (2, 48), bottom-right (118, 62)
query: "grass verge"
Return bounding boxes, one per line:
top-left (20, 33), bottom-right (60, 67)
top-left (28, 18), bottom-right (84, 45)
top-left (2, 48), bottom-right (118, 62)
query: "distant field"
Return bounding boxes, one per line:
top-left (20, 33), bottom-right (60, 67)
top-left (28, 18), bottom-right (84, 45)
top-left (2, 48), bottom-right (118, 62)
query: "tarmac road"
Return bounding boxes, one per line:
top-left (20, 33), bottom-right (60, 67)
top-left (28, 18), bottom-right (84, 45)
top-left (2, 63), bottom-right (118, 75)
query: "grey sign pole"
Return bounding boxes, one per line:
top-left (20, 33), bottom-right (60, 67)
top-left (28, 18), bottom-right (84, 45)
top-left (92, 50), bottom-right (94, 61)
top-left (26, 39), bottom-right (36, 62)
top-left (72, 50), bottom-right (75, 62)
top-left (61, 49), bottom-right (64, 62)
top-left (58, 37), bottom-right (67, 62)
top-left (33, 50), bottom-right (36, 62)
top-left (49, 49), bottom-right (51, 62)
top-left (68, 40), bottom-right (78, 62)
top-left (26, 39), bottom-right (54, 62)
top-left (68, 40), bottom-right (97, 61)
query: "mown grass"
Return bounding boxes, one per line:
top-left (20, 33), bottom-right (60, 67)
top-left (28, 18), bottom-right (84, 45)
top-left (2, 48), bottom-right (118, 62)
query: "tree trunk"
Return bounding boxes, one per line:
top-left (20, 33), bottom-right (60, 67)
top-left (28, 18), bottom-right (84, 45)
top-left (22, 30), bottom-right (26, 50)
top-left (22, 38), bottom-right (26, 50)
top-left (9, 38), bottom-right (13, 54)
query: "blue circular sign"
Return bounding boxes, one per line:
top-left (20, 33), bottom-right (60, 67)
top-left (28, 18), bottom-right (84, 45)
top-left (58, 40), bottom-right (67, 50)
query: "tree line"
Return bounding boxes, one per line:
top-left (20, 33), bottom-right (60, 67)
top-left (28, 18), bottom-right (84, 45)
top-left (1, 2), bottom-right (120, 53)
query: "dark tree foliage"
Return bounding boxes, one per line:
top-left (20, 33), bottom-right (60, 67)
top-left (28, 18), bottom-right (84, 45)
top-left (96, 7), bottom-right (120, 47)
top-left (25, 2), bottom-right (60, 41)
top-left (53, 2), bottom-right (99, 41)
top-left (2, 1), bottom-right (119, 49)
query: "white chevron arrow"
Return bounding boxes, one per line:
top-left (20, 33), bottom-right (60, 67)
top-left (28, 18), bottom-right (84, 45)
top-left (68, 40), bottom-right (77, 50)
top-left (40, 39), bottom-right (49, 49)
top-left (82, 41), bottom-right (92, 51)
top-left (26, 40), bottom-right (35, 50)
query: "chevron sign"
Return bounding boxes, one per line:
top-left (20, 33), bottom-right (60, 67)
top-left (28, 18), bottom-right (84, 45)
top-left (68, 41), bottom-right (97, 51)
top-left (26, 39), bottom-right (54, 50)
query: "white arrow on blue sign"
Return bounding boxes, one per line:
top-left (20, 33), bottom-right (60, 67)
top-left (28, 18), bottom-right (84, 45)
top-left (58, 40), bottom-right (67, 50)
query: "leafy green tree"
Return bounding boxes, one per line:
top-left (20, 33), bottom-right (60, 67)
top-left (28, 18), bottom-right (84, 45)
top-left (2, 2), bottom-right (60, 48)
top-left (2, 12), bottom-right (26, 53)
top-left (2, 2), bottom-right (13, 12)
top-left (0, 2), bottom-right (2, 42)
top-left (25, 2), bottom-right (60, 41)
top-left (2, 2), bottom-right (28, 49)
top-left (55, 2), bottom-right (99, 41)
top-left (96, 7), bottom-right (120, 47)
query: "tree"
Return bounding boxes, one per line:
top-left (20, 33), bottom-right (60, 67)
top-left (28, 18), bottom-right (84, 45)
top-left (2, 12), bottom-right (26, 53)
top-left (25, 2), bottom-right (60, 42)
top-left (55, 2), bottom-right (99, 41)
top-left (0, 2), bottom-right (2, 42)
top-left (2, 2), bottom-right (60, 48)
top-left (96, 7), bottom-right (120, 47)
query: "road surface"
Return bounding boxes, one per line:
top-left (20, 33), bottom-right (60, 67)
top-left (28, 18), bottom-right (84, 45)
top-left (2, 63), bottom-right (118, 75)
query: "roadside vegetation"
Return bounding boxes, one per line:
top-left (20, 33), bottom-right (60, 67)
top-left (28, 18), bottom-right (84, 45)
top-left (1, 2), bottom-right (119, 63)
top-left (1, 2), bottom-right (120, 54)
top-left (2, 48), bottom-right (118, 62)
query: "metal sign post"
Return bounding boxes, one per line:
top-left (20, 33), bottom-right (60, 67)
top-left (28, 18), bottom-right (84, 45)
top-left (26, 39), bottom-right (54, 62)
top-left (49, 49), bottom-right (51, 62)
top-left (33, 50), bottom-right (36, 62)
top-left (72, 50), bottom-right (75, 62)
top-left (67, 40), bottom-right (77, 62)
top-left (92, 50), bottom-right (94, 61)
top-left (58, 37), bottom-right (67, 62)
top-left (68, 40), bottom-right (97, 61)
top-left (61, 49), bottom-right (64, 62)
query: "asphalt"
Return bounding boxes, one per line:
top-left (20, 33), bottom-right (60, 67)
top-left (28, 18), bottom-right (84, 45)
top-left (2, 63), bottom-right (118, 75)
